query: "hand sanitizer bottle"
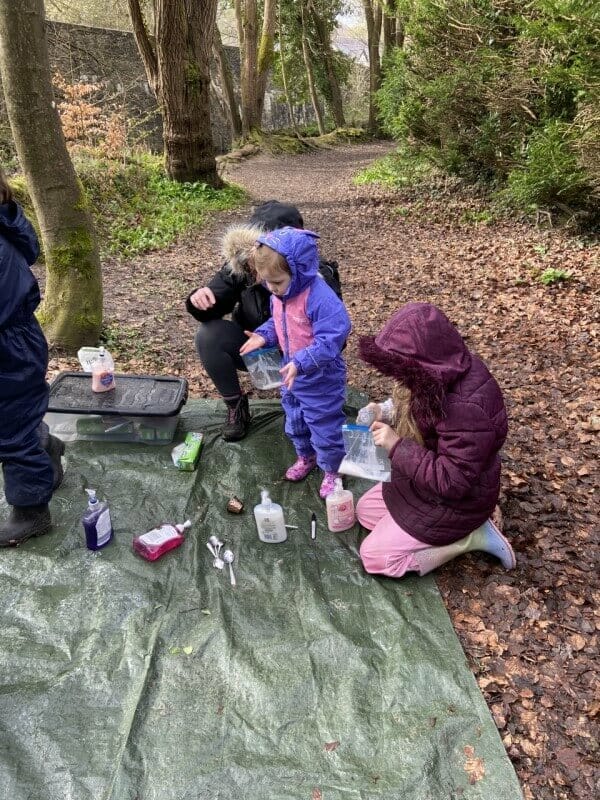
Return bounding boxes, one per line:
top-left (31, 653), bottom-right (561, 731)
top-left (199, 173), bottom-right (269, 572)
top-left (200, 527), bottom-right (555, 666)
top-left (132, 520), bottom-right (191, 561)
top-left (82, 488), bottom-right (114, 550)
top-left (326, 478), bottom-right (355, 532)
top-left (254, 490), bottom-right (287, 543)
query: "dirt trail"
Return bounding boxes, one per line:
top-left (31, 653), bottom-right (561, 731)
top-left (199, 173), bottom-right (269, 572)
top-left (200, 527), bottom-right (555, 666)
top-left (51, 142), bottom-right (598, 800)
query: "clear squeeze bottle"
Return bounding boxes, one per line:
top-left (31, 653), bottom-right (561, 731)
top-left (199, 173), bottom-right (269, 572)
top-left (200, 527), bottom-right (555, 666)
top-left (132, 520), bottom-right (191, 561)
top-left (92, 346), bottom-right (116, 392)
top-left (82, 488), bottom-right (114, 550)
top-left (254, 490), bottom-right (287, 543)
top-left (326, 478), bottom-right (355, 532)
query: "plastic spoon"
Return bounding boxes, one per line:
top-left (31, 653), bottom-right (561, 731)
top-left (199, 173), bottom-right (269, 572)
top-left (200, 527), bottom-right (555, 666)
top-left (213, 557), bottom-right (225, 570)
top-left (223, 549), bottom-right (236, 586)
top-left (209, 535), bottom-right (223, 557)
top-left (206, 541), bottom-right (218, 558)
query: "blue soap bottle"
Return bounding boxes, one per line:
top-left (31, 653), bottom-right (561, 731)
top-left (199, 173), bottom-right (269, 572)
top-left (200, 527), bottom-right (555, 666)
top-left (82, 488), bottom-right (114, 550)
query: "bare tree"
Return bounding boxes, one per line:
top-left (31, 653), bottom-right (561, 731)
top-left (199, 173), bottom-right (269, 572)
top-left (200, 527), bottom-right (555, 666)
top-left (278, 0), bottom-right (301, 136)
top-left (0, 0), bottom-right (102, 349)
top-left (127, 0), bottom-right (221, 185)
top-left (301, 6), bottom-right (325, 135)
top-left (308, 0), bottom-right (345, 128)
top-left (234, 0), bottom-right (277, 135)
top-left (213, 24), bottom-right (242, 140)
top-left (362, 0), bottom-right (383, 134)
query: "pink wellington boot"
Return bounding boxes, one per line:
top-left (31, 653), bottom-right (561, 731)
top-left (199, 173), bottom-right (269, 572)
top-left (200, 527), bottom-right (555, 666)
top-left (319, 471), bottom-right (341, 499)
top-left (285, 454), bottom-right (317, 481)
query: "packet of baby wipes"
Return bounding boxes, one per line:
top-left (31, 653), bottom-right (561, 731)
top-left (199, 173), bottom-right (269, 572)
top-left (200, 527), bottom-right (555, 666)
top-left (171, 432), bottom-right (204, 472)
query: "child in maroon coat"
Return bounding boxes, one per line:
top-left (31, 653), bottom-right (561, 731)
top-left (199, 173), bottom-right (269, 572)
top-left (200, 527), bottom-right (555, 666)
top-left (356, 302), bottom-right (516, 577)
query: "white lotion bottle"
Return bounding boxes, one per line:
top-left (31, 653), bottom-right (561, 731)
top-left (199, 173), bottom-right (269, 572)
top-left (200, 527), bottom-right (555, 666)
top-left (326, 478), bottom-right (355, 532)
top-left (254, 490), bottom-right (287, 543)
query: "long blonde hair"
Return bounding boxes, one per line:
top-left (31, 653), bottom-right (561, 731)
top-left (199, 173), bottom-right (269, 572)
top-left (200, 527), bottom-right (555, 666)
top-left (391, 383), bottom-right (424, 445)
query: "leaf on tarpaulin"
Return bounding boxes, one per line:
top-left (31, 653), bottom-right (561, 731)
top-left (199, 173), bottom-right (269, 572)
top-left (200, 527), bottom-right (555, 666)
top-left (463, 745), bottom-right (485, 784)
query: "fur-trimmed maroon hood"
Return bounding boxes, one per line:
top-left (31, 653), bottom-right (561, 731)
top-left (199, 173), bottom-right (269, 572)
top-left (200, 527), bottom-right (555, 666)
top-left (359, 303), bottom-right (471, 430)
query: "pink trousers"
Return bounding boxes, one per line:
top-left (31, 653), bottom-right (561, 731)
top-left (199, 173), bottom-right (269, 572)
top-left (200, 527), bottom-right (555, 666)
top-left (357, 483), bottom-right (431, 578)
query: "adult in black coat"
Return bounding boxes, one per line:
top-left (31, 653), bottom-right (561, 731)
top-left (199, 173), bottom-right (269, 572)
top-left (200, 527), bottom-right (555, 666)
top-left (0, 170), bottom-right (64, 547)
top-left (186, 200), bottom-right (304, 441)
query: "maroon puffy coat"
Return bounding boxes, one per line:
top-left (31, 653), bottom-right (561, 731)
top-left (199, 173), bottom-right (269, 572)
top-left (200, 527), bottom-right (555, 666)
top-left (359, 303), bottom-right (508, 546)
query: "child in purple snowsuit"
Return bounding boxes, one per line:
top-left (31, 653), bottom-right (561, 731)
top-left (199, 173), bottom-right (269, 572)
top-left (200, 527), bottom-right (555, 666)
top-left (240, 227), bottom-right (351, 498)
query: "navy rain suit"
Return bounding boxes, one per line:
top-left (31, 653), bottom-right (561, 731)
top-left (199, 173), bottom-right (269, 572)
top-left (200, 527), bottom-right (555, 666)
top-left (254, 228), bottom-right (351, 473)
top-left (0, 202), bottom-right (54, 507)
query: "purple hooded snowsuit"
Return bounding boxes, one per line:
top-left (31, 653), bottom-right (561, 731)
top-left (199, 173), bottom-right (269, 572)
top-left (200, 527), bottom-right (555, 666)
top-left (359, 303), bottom-right (508, 546)
top-left (254, 227), bottom-right (351, 472)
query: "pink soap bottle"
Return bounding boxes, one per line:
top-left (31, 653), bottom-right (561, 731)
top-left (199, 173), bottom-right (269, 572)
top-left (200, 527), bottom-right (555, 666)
top-left (326, 479), bottom-right (355, 532)
top-left (133, 520), bottom-right (191, 561)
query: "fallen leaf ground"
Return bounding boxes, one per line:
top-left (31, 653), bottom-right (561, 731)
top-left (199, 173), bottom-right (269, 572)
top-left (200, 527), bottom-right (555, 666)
top-left (46, 142), bottom-right (599, 799)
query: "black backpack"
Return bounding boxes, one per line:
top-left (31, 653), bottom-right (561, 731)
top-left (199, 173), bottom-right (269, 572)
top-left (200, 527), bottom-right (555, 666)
top-left (319, 259), bottom-right (343, 300)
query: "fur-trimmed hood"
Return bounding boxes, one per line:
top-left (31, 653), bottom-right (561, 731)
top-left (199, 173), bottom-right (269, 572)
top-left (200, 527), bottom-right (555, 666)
top-left (359, 303), bottom-right (472, 430)
top-left (220, 201), bottom-right (305, 278)
top-left (221, 225), bottom-right (264, 277)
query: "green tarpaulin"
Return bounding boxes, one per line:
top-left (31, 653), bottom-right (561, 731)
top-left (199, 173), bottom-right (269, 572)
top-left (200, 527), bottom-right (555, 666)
top-left (0, 399), bottom-right (523, 800)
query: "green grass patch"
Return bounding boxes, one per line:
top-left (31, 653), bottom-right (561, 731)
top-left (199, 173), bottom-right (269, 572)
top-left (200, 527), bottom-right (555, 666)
top-left (538, 267), bottom-right (573, 286)
top-left (80, 153), bottom-right (246, 258)
top-left (353, 145), bottom-right (435, 188)
top-left (460, 208), bottom-right (495, 226)
top-left (11, 152), bottom-right (246, 260)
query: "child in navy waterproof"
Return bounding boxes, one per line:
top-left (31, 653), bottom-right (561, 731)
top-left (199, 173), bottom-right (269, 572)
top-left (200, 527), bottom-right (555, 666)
top-left (0, 169), bottom-right (64, 546)
top-left (240, 227), bottom-right (351, 498)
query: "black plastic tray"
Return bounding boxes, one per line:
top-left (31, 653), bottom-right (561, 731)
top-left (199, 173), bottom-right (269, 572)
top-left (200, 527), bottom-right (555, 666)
top-left (47, 372), bottom-right (188, 417)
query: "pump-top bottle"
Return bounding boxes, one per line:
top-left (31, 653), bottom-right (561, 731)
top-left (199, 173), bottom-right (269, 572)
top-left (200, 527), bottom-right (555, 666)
top-left (326, 478), bottom-right (355, 532)
top-left (254, 490), bottom-right (287, 543)
top-left (82, 488), bottom-right (114, 550)
top-left (133, 519), bottom-right (191, 561)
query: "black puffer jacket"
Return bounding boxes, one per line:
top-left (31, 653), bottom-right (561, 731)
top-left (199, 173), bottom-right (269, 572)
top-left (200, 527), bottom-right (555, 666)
top-left (186, 201), bottom-right (303, 331)
top-left (186, 265), bottom-right (271, 331)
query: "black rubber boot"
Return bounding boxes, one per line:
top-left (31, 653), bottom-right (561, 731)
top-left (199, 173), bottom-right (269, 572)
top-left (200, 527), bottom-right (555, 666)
top-left (46, 434), bottom-right (65, 491)
top-left (221, 394), bottom-right (251, 442)
top-left (0, 504), bottom-right (52, 547)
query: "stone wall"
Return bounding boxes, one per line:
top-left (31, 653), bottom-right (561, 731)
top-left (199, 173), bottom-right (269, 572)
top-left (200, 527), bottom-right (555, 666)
top-left (0, 20), bottom-right (314, 157)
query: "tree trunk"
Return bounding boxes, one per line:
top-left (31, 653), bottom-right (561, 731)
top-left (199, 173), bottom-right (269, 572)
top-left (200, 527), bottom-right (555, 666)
top-left (278, 0), bottom-right (301, 137)
top-left (128, 0), bottom-right (221, 185)
top-left (383, 11), bottom-right (395, 60)
top-left (396, 14), bottom-right (405, 48)
top-left (127, 0), bottom-right (159, 95)
top-left (0, 0), bottom-right (102, 349)
top-left (308, 1), bottom-right (345, 129)
top-left (255, 0), bottom-right (277, 122)
top-left (213, 24), bottom-right (242, 140)
top-left (301, 6), bottom-right (325, 135)
top-left (236, 0), bottom-right (260, 134)
top-left (362, 0), bottom-right (383, 135)
top-left (155, 0), bottom-right (221, 184)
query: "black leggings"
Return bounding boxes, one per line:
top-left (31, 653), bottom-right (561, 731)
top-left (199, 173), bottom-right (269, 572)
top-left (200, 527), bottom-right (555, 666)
top-left (194, 319), bottom-right (248, 398)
